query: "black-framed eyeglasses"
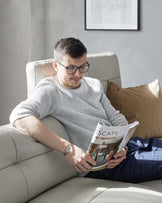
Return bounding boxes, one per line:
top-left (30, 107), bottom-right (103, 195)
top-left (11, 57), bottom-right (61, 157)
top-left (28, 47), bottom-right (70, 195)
top-left (56, 60), bottom-right (90, 74)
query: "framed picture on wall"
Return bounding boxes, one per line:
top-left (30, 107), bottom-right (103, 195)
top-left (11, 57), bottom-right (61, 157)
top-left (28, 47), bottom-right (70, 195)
top-left (85, 0), bottom-right (140, 31)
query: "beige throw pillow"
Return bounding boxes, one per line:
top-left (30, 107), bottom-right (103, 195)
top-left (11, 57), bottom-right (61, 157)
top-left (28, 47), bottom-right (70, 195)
top-left (107, 79), bottom-right (162, 139)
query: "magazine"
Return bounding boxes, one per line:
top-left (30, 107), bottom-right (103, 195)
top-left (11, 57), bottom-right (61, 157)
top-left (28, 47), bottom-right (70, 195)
top-left (87, 121), bottom-right (139, 171)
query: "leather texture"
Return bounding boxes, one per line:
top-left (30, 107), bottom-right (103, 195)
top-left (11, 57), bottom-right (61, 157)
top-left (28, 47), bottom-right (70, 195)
top-left (0, 117), bottom-right (77, 203)
top-left (28, 178), bottom-right (162, 203)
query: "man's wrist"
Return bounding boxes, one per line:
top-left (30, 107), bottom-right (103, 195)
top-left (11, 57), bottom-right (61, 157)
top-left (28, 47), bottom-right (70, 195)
top-left (63, 143), bottom-right (73, 156)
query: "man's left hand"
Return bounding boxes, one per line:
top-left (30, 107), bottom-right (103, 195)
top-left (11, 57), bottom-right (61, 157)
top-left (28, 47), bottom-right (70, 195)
top-left (107, 148), bottom-right (127, 169)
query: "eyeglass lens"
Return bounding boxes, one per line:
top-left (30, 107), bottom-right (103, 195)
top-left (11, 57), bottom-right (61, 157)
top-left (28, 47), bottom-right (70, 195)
top-left (67, 63), bottom-right (89, 74)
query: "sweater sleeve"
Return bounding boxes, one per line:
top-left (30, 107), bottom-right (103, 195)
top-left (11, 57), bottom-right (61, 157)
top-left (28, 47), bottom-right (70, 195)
top-left (100, 83), bottom-right (128, 126)
top-left (10, 80), bottom-right (56, 125)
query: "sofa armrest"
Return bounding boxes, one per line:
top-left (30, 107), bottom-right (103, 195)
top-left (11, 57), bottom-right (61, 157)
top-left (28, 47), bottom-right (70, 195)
top-left (0, 116), bottom-right (77, 202)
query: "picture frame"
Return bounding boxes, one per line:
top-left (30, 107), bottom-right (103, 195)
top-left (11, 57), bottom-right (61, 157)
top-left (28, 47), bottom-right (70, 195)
top-left (85, 0), bottom-right (140, 31)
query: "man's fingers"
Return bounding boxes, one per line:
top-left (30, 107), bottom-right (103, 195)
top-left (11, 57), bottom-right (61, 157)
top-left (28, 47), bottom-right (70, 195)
top-left (66, 145), bottom-right (96, 172)
top-left (113, 149), bottom-right (126, 159)
top-left (75, 163), bottom-right (90, 172)
top-left (86, 155), bottom-right (96, 166)
top-left (75, 165), bottom-right (82, 172)
top-left (107, 149), bottom-right (127, 169)
top-left (77, 157), bottom-right (96, 171)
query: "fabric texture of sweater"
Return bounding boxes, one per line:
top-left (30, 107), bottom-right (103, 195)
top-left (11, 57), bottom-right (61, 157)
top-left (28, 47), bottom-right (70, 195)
top-left (10, 76), bottom-right (128, 152)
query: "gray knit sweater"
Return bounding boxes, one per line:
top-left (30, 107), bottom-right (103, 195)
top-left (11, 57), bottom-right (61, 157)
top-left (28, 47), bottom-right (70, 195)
top-left (10, 76), bottom-right (128, 152)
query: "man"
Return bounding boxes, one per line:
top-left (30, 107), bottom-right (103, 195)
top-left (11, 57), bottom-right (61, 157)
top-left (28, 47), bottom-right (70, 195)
top-left (10, 37), bottom-right (162, 182)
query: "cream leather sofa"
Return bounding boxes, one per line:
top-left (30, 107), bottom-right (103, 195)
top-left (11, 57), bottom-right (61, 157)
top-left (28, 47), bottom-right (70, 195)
top-left (0, 53), bottom-right (162, 203)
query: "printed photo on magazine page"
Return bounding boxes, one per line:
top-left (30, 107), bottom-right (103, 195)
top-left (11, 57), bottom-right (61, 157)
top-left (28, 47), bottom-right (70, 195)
top-left (87, 121), bottom-right (139, 171)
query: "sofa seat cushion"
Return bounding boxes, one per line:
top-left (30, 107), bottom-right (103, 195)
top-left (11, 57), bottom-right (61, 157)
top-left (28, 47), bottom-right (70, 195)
top-left (28, 177), bottom-right (162, 203)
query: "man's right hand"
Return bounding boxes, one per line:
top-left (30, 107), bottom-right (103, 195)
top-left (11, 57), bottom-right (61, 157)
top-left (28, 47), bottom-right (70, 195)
top-left (14, 116), bottom-right (96, 173)
top-left (65, 145), bottom-right (96, 172)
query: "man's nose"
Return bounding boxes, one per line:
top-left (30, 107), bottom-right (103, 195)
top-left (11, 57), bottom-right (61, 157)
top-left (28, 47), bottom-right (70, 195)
top-left (74, 68), bottom-right (82, 77)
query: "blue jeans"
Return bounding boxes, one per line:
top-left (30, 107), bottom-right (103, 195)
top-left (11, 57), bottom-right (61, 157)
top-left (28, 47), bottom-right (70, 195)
top-left (86, 137), bottom-right (162, 183)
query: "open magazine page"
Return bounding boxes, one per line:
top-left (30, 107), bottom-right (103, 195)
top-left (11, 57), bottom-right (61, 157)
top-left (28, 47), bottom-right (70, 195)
top-left (117, 121), bottom-right (139, 152)
top-left (87, 121), bottom-right (139, 171)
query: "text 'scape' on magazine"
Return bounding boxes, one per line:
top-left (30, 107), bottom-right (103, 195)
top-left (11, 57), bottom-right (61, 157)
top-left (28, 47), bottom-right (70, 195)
top-left (87, 121), bottom-right (139, 171)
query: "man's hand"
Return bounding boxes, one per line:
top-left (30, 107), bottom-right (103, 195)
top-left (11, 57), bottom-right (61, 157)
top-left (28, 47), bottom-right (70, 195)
top-left (66, 145), bottom-right (96, 172)
top-left (107, 148), bottom-right (127, 169)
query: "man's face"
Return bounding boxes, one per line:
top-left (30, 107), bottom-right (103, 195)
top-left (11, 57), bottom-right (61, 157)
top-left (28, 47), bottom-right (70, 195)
top-left (54, 53), bottom-right (87, 89)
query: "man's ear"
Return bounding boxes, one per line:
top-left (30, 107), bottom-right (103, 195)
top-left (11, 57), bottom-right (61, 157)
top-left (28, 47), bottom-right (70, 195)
top-left (52, 60), bottom-right (58, 72)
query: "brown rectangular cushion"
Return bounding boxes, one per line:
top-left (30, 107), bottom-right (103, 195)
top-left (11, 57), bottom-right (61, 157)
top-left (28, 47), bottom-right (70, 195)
top-left (107, 79), bottom-right (162, 139)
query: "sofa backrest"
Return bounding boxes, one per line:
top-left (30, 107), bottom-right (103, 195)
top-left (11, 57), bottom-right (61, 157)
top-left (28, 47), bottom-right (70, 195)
top-left (26, 52), bottom-right (121, 97)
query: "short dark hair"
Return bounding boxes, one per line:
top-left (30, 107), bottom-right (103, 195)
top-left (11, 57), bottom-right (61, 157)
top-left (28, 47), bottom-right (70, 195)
top-left (54, 37), bottom-right (87, 60)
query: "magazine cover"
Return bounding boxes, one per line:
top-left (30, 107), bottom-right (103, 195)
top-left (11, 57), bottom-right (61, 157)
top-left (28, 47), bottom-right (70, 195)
top-left (87, 121), bottom-right (139, 171)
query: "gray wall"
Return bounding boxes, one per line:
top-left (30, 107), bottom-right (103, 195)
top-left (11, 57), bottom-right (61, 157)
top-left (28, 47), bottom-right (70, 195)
top-left (45, 0), bottom-right (162, 87)
top-left (0, 0), bottom-right (162, 125)
top-left (0, 0), bottom-right (45, 125)
top-left (0, 0), bottom-right (30, 125)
